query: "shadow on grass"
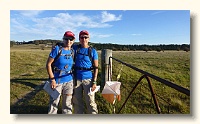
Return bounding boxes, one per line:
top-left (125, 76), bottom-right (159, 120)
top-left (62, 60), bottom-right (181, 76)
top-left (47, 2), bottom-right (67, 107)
top-left (10, 78), bottom-right (50, 114)
top-left (10, 78), bottom-right (47, 89)
top-left (10, 105), bottom-right (48, 114)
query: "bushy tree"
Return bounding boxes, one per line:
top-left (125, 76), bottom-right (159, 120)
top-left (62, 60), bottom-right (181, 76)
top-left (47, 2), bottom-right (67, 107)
top-left (10, 41), bottom-right (16, 47)
top-left (183, 47), bottom-right (190, 52)
top-left (156, 47), bottom-right (162, 52)
top-left (34, 40), bottom-right (39, 45)
top-left (143, 47), bottom-right (148, 52)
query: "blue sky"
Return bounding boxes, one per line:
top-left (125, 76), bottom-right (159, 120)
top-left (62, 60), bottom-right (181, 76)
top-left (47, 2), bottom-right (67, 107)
top-left (10, 10), bottom-right (190, 45)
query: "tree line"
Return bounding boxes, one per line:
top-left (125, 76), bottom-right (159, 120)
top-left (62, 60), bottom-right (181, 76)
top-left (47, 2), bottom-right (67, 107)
top-left (10, 39), bottom-right (190, 52)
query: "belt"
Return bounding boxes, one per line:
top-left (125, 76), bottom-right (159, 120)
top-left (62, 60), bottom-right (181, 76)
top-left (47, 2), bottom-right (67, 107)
top-left (75, 67), bottom-right (93, 70)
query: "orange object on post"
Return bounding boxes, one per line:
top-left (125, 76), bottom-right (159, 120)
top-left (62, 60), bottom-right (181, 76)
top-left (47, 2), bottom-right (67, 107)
top-left (101, 81), bottom-right (121, 104)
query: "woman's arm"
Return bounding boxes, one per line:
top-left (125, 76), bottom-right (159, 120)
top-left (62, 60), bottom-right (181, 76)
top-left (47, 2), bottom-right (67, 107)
top-left (46, 57), bottom-right (57, 89)
top-left (92, 59), bottom-right (98, 82)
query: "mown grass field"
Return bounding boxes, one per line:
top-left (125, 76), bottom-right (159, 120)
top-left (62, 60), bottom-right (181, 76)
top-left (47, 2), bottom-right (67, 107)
top-left (10, 44), bottom-right (190, 114)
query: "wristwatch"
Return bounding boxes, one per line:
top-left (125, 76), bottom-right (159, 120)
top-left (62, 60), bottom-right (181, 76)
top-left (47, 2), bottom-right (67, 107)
top-left (93, 81), bottom-right (97, 84)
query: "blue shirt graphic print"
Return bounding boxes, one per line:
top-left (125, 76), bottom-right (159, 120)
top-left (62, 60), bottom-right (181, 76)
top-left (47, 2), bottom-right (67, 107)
top-left (49, 46), bottom-right (73, 84)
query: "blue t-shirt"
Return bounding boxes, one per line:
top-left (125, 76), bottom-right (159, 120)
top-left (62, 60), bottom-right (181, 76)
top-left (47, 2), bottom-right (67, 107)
top-left (72, 44), bottom-right (98, 80)
top-left (49, 46), bottom-right (73, 84)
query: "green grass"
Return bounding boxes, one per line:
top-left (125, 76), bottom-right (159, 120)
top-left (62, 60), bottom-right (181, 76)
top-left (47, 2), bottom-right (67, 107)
top-left (10, 44), bottom-right (190, 114)
top-left (111, 51), bottom-right (190, 114)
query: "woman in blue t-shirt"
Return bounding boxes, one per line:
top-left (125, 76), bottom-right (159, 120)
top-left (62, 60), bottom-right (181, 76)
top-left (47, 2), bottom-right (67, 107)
top-left (72, 30), bottom-right (99, 114)
top-left (46, 31), bottom-right (75, 114)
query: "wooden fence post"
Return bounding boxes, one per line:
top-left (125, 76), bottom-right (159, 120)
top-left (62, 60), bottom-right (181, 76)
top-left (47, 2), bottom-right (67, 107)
top-left (101, 49), bottom-right (112, 91)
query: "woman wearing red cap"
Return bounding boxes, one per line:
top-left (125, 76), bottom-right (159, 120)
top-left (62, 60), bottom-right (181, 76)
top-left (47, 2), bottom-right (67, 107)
top-left (72, 30), bottom-right (98, 114)
top-left (46, 31), bottom-right (75, 114)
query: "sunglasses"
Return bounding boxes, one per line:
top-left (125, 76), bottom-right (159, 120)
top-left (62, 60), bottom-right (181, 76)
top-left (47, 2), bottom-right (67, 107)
top-left (63, 37), bottom-right (74, 41)
top-left (80, 36), bottom-right (89, 39)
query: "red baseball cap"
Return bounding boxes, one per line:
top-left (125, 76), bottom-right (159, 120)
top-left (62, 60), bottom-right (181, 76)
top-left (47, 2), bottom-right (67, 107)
top-left (63, 31), bottom-right (75, 38)
top-left (79, 30), bottom-right (89, 37)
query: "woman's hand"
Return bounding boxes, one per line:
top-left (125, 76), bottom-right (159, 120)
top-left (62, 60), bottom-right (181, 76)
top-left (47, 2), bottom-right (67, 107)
top-left (91, 83), bottom-right (96, 92)
top-left (51, 80), bottom-right (57, 89)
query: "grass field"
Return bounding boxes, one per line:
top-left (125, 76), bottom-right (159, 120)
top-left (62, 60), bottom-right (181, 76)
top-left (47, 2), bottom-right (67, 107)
top-left (111, 51), bottom-right (190, 114)
top-left (10, 44), bottom-right (190, 114)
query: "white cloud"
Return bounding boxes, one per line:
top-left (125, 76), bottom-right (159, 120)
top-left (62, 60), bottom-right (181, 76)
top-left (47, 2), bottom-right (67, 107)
top-left (30, 12), bottom-right (113, 32)
top-left (10, 10), bottom-right (122, 41)
top-left (18, 10), bottom-right (44, 17)
top-left (101, 11), bottom-right (122, 23)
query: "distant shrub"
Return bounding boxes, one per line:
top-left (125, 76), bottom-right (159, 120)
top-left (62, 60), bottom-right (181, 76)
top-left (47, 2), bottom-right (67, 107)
top-left (156, 47), bottom-right (162, 52)
top-left (183, 47), bottom-right (190, 52)
top-left (10, 41), bottom-right (16, 47)
top-left (143, 47), bottom-right (148, 52)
